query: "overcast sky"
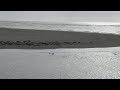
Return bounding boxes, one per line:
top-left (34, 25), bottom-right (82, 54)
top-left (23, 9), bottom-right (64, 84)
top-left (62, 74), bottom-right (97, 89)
top-left (0, 11), bottom-right (120, 23)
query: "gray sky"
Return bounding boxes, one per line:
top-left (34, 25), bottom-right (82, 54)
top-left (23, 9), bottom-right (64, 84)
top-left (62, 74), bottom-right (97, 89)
top-left (0, 11), bottom-right (120, 23)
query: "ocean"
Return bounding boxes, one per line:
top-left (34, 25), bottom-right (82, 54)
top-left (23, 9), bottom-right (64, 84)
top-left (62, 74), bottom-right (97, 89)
top-left (0, 21), bottom-right (120, 34)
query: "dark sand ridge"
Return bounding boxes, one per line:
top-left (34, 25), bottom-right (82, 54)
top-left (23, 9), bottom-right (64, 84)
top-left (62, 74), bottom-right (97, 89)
top-left (0, 28), bottom-right (120, 49)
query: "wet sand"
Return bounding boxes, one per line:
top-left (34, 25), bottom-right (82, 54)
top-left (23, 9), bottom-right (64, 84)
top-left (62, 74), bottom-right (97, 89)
top-left (0, 28), bottom-right (120, 49)
top-left (1, 48), bottom-right (120, 79)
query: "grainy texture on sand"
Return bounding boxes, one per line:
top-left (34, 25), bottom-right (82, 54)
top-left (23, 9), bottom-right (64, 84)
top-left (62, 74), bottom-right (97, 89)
top-left (1, 48), bottom-right (120, 79)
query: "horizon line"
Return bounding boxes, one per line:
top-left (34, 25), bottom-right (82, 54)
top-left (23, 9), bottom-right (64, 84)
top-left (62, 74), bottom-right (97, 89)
top-left (0, 20), bottom-right (120, 25)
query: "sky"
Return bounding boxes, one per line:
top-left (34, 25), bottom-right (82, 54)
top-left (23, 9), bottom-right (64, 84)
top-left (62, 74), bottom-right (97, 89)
top-left (0, 11), bottom-right (120, 23)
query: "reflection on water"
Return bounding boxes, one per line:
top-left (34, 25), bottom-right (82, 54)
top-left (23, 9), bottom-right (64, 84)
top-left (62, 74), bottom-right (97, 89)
top-left (0, 21), bottom-right (120, 34)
